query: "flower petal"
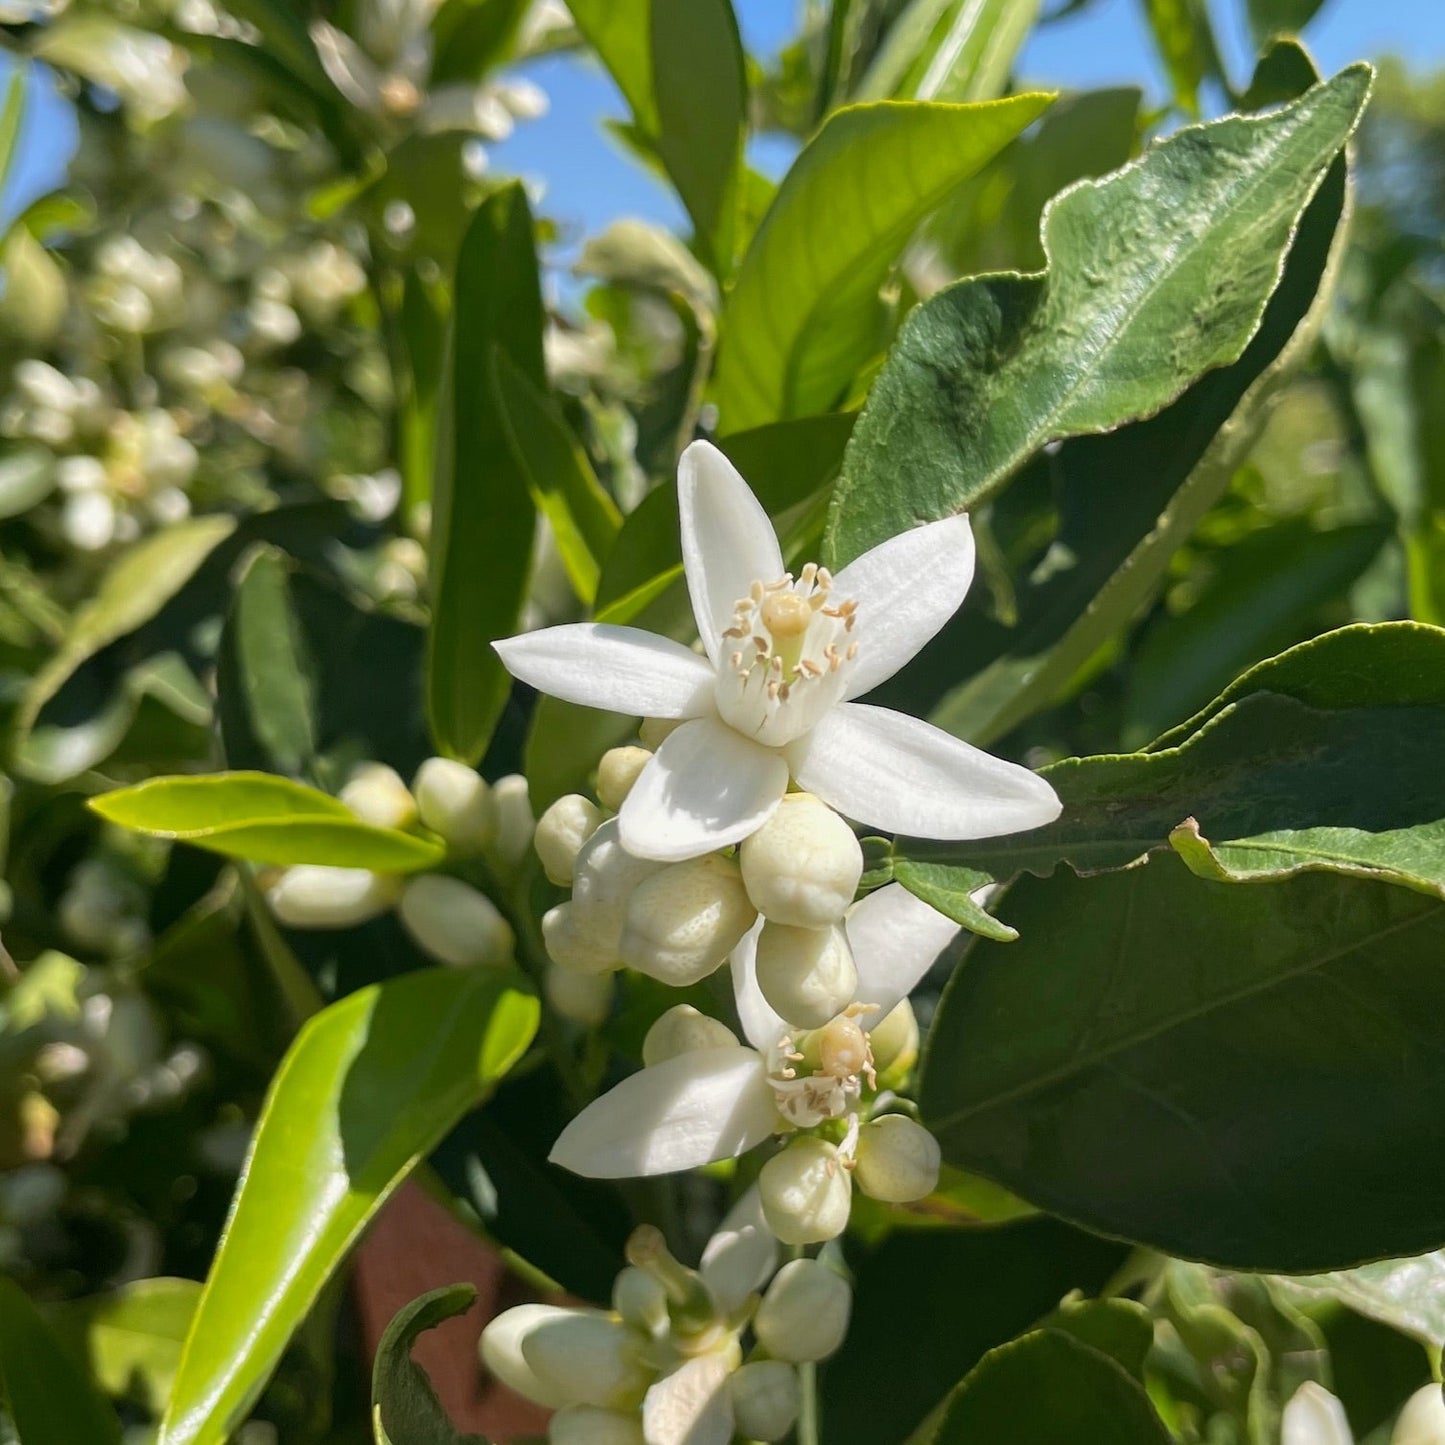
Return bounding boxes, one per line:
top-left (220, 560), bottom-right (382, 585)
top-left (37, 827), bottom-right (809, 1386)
top-left (642, 1354), bottom-right (734, 1445)
top-left (845, 883), bottom-right (961, 1019)
top-left (699, 1185), bottom-right (778, 1315)
top-left (787, 703), bottom-right (1062, 840)
top-left (729, 919), bottom-right (785, 1052)
top-left (678, 441), bottom-right (783, 663)
top-left (493, 623), bottom-right (716, 718)
top-left (619, 715), bottom-right (789, 861)
top-left (833, 512), bottom-right (975, 699)
top-left (1283, 1384), bottom-right (1353, 1445)
top-left (549, 1046), bottom-right (776, 1178)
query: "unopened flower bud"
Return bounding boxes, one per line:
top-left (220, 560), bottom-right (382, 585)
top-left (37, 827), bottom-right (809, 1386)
top-left (753, 1257), bottom-right (852, 1363)
top-left (397, 875), bottom-right (513, 966)
top-left (642, 1004), bottom-right (739, 1067)
top-left (412, 757), bottom-right (496, 849)
top-left (869, 999), bottom-right (920, 1084)
top-left (480, 1303), bottom-right (575, 1408)
top-left (522, 1312), bottom-right (652, 1410)
top-left (758, 1139), bottom-right (852, 1247)
top-left (754, 922), bottom-right (858, 1030)
top-left (546, 961), bottom-right (614, 1026)
top-left (1393, 1385), bottom-right (1445, 1445)
top-left (548, 1406), bottom-right (645, 1445)
top-left (612, 1265), bottom-right (668, 1335)
top-left (566, 820), bottom-right (665, 964)
top-left (740, 794), bottom-right (862, 927)
top-left (638, 718), bottom-right (682, 750)
top-left (490, 774), bottom-right (536, 871)
top-left (1284, 1384), bottom-right (1352, 1445)
top-left (729, 1360), bottom-right (800, 1442)
top-left (267, 866), bottom-right (399, 929)
top-left (535, 794), bottom-right (604, 885)
top-left (340, 763), bottom-right (415, 831)
top-left (853, 1115), bottom-right (940, 1203)
top-left (596, 746), bottom-right (651, 811)
top-left (542, 902), bottom-right (619, 975)
top-left (620, 855), bottom-right (756, 987)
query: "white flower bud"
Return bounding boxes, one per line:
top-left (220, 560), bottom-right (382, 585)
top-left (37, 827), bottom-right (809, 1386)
top-left (612, 1265), bottom-right (668, 1335)
top-left (740, 794), bottom-right (862, 927)
top-left (548, 1406), bottom-right (644, 1445)
top-left (522, 1312), bottom-right (652, 1410)
top-left (1394, 1385), bottom-right (1445, 1445)
top-left (491, 774), bottom-right (536, 871)
top-left (1284, 1384), bottom-right (1353, 1445)
top-left (642, 1005), bottom-right (740, 1067)
top-left (638, 718), bottom-right (682, 750)
top-left (729, 1361), bottom-right (800, 1442)
top-left (535, 794), bottom-right (604, 885)
top-left (753, 1257), bottom-right (852, 1363)
top-left (413, 757), bottom-right (496, 850)
top-left (542, 902), bottom-right (619, 975)
top-left (267, 866), bottom-right (399, 929)
top-left (340, 762), bottom-right (416, 831)
top-left (546, 961), bottom-right (614, 1026)
top-left (479, 1303), bottom-right (575, 1408)
top-left (758, 1139), bottom-right (852, 1248)
top-left (754, 922), bottom-right (858, 1030)
top-left (620, 856), bottom-right (756, 987)
top-left (869, 999), bottom-right (920, 1081)
top-left (853, 1115), bottom-right (941, 1203)
top-left (566, 820), bottom-right (664, 964)
top-left (596, 746), bottom-right (651, 811)
top-left (397, 874), bottom-right (513, 966)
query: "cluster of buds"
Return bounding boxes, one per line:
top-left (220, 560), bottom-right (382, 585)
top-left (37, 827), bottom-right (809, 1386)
top-left (481, 1194), bottom-right (852, 1444)
top-left (265, 758), bottom-right (533, 970)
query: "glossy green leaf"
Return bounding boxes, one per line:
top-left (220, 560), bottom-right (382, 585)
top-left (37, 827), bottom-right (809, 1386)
top-left (0, 1275), bottom-right (123, 1445)
top-left (1271, 1253), bottom-right (1445, 1351)
top-left (918, 1329), bottom-right (1170, 1443)
top-left (1248, 0), bottom-right (1329, 45)
top-left (427, 182), bottom-right (545, 763)
top-left (90, 773), bottom-right (444, 872)
top-left (713, 94), bottom-right (1053, 433)
top-left (159, 966), bottom-right (538, 1445)
top-left (858, 0), bottom-right (1041, 103)
top-left (826, 65), bottom-right (1372, 566)
top-left (371, 1284), bottom-right (485, 1445)
top-left (920, 854), bottom-right (1445, 1270)
top-left (1138, 0), bottom-right (1225, 117)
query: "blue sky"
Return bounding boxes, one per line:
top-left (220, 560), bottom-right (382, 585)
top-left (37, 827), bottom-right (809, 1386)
top-left (4, 0), bottom-right (1444, 239)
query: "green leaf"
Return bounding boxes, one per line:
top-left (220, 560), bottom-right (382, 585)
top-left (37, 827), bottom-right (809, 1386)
top-left (0, 64), bottom-right (26, 206)
top-left (1036, 1297), bottom-right (1155, 1381)
top-left (0, 1275), bottom-right (123, 1445)
top-left (1247, 0), bottom-right (1329, 46)
top-left (1271, 1253), bottom-right (1445, 1352)
top-left (159, 967), bottom-right (538, 1445)
top-left (89, 773), bottom-right (445, 872)
top-left (431, 0), bottom-right (530, 84)
top-left (826, 65), bottom-right (1372, 566)
top-left (1137, 0), bottom-right (1226, 118)
top-left (493, 349), bottom-right (622, 606)
top-left (371, 1284), bottom-right (486, 1445)
top-left (0, 446), bottom-right (54, 519)
top-left (712, 94), bottom-right (1053, 433)
top-left (858, 0), bottom-right (1041, 103)
top-left (427, 182), bottom-right (545, 763)
top-left (49, 1278), bottom-right (201, 1415)
top-left (920, 854), bottom-right (1445, 1270)
top-left (917, 1329), bottom-right (1171, 1443)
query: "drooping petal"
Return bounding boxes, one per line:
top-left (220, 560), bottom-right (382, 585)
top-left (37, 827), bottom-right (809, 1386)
top-left (549, 1046), bottom-right (776, 1178)
top-left (1282, 1384), bottom-right (1354, 1445)
top-left (619, 715), bottom-right (789, 861)
top-left (678, 441), bottom-right (783, 664)
top-left (787, 703), bottom-right (1062, 841)
top-left (493, 623), bottom-right (716, 718)
top-left (699, 1185), bottom-right (779, 1315)
top-left (845, 883), bottom-right (961, 1019)
top-left (641, 1354), bottom-right (735, 1445)
top-left (729, 920), bottom-right (785, 1052)
top-left (832, 513), bottom-right (975, 700)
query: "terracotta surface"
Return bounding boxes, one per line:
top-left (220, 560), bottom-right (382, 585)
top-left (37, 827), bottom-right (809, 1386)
top-left (353, 1179), bottom-right (556, 1441)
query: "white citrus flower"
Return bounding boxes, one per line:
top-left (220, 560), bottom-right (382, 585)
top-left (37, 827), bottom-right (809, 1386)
top-left (1284, 1384), bottom-right (1353, 1445)
top-left (493, 441), bottom-right (1061, 861)
top-left (548, 884), bottom-right (958, 1178)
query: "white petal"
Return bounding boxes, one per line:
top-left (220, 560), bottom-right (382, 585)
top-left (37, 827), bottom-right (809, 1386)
top-left (699, 1185), bottom-right (779, 1315)
top-left (678, 441), bottom-right (783, 664)
top-left (788, 703), bottom-right (1062, 841)
top-left (833, 513), bottom-right (975, 699)
top-left (549, 1046), bottom-right (776, 1177)
top-left (493, 624), bottom-right (716, 719)
top-left (1283, 1384), bottom-right (1354, 1445)
top-left (642, 1355), bottom-right (735, 1445)
top-left (619, 716), bottom-right (789, 862)
top-left (845, 883), bottom-right (961, 1019)
top-left (729, 920), bottom-right (785, 1051)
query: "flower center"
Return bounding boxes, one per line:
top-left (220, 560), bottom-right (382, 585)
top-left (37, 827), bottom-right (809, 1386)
top-left (715, 564), bottom-right (859, 748)
top-left (764, 1006), bottom-right (877, 1130)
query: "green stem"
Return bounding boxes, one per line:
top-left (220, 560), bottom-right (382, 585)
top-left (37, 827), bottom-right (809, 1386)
top-left (798, 1360), bottom-right (820, 1445)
